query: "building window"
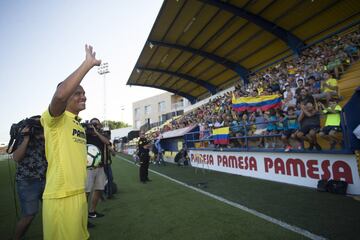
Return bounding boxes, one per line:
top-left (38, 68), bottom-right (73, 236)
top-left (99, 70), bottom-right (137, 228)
top-left (134, 108), bottom-right (140, 119)
top-left (158, 101), bottom-right (166, 112)
top-left (135, 120), bottom-right (141, 129)
top-left (144, 105), bottom-right (151, 115)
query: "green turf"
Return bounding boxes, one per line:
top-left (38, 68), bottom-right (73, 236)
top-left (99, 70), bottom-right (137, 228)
top-left (3, 153), bottom-right (360, 239)
top-left (118, 153), bottom-right (360, 240)
top-left (0, 159), bottom-right (43, 239)
top-left (1, 156), bottom-right (304, 240)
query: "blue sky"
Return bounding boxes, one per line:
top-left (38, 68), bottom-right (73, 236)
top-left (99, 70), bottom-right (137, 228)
top-left (0, 0), bottom-right (164, 143)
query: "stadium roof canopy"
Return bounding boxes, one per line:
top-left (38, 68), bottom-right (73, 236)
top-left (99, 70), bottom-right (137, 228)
top-left (127, 0), bottom-right (360, 103)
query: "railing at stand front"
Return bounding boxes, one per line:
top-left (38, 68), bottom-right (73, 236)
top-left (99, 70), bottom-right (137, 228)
top-left (184, 117), bottom-right (352, 154)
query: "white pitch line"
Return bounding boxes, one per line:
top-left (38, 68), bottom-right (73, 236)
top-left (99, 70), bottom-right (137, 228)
top-left (118, 156), bottom-right (327, 240)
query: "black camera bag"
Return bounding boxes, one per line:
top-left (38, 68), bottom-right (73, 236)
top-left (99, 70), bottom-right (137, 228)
top-left (327, 180), bottom-right (348, 195)
top-left (317, 179), bottom-right (329, 192)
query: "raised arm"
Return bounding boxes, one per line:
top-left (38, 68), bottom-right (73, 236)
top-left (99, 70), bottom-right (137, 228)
top-left (12, 127), bottom-right (30, 162)
top-left (49, 45), bottom-right (101, 117)
top-left (93, 128), bottom-right (111, 146)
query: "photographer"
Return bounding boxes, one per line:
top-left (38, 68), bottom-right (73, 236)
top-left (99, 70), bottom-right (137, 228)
top-left (85, 118), bottom-right (110, 219)
top-left (138, 131), bottom-right (152, 183)
top-left (12, 116), bottom-right (47, 240)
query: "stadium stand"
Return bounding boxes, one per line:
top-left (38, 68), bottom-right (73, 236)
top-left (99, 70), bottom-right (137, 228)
top-left (134, 29), bottom-right (359, 152)
top-left (125, 0), bottom-right (360, 194)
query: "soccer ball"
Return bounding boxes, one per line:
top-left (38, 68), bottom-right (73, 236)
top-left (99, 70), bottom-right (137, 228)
top-left (87, 144), bottom-right (102, 168)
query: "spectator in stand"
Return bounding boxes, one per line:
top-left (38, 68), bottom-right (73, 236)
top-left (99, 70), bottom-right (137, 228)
top-left (248, 112), bottom-right (257, 136)
top-left (254, 109), bottom-right (267, 148)
top-left (282, 90), bottom-right (296, 111)
top-left (282, 106), bottom-right (300, 151)
top-left (264, 109), bottom-right (277, 148)
top-left (199, 121), bottom-right (205, 147)
top-left (276, 110), bottom-right (286, 134)
top-left (313, 72), bottom-right (339, 104)
top-left (318, 99), bottom-right (342, 150)
top-left (269, 78), bottom-right (281, 93)
top-left (144, 30), bottom-right (360, 151)
top-left (295, 78), bottom-right (304, 96)
top-left (283, 83), bottom-right (295, 99)
top-left (325, 52), bottom-right (345, 78)
top-left (214, 116), bottom-right (224, 128)
top-left (287, 75), bottom-right (298, 89)
top-left (296, 101), bottom-right (321, 150)
top-left (307, 76), bottom-right (321, 94)
top-left (297, 88), bottom-right (315, 106)
top-left (343, 38), bottom-right (359, 62)
top-left (236, 113), bottom-right (249, 148)
top-left (230, 116), bottom-right (240, 147)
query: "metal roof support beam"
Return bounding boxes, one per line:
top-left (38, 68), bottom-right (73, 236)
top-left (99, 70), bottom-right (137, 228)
top-left (129, 83), bottom-right (197, 104)
top-left (137, 67), bottom-right (218, 95)
top-left (148, 40), bottom-right (249, 82)
top-left (200, 0), bottom-right (305, 54)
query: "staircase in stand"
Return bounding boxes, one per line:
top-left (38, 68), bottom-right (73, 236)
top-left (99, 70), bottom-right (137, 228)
top-left (338, 60), bottom-right (360, 106)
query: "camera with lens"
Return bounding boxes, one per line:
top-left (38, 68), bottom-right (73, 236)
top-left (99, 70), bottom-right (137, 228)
top-left (82, 120), bottom-right (111, 137)
top-left (7, 115), bottom-right (43, 154)
top-left (82, 121), bottom-right (96, 135)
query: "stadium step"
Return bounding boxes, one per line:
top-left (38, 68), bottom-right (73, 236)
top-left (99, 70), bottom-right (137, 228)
top-left (338, 60), bottom-right (360, 106)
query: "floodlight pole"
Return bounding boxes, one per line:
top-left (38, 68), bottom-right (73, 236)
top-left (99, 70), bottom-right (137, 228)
top-left (98, 62), bottom-right (110, 130)
top-left (120, 105), bottom-right (125, 123)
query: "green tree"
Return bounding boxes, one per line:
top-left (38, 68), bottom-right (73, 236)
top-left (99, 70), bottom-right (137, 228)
top-left (102, 120), bottom-right (131, 130)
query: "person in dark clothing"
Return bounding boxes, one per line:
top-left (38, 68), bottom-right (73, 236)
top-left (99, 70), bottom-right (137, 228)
top-left (296, 101), bottom-right (321, 150)
top-left (12, 116), bottom-right (47, 240)
top-left (137, 131), bottom-right (152, 183)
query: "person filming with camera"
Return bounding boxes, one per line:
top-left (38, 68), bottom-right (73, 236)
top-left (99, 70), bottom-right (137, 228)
top-left (85, 118), bottom-right (110, 220)
top-left (11, 116), bottom-right (47, 240)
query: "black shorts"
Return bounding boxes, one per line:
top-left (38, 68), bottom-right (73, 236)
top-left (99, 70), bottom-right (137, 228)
top-left (299, 125), bottom-right (320, 135)
top-left (321, 126), bottom-right (342, 135)
top-left (283, 129), bottom-right (297, 138)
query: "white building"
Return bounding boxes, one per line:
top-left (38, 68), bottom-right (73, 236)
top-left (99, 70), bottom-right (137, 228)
top-left (132, 92), bottom-right (191, 129)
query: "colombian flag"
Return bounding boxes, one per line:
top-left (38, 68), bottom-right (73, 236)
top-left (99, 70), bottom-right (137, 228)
top-left (232, 94), bottom-right (282, 112)
top-left (212, 127), bottom-right (230, 145)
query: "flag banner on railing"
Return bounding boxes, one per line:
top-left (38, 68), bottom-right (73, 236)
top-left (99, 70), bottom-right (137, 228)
top-left (212, 127), bottom-right (229, 145)
top-left (232, 94), bottom-right (282, 112)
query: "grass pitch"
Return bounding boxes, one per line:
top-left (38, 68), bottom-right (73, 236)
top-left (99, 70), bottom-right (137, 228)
top-left (1, 153), bottom-right (360, 239)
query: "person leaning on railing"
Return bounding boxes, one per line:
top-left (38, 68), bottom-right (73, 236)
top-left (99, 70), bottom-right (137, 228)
top-left (296, 101), bottom-right (321, 151)
top-left (282, 106), bottom-right (301, 152)
top-left (264, 109), bottom-right (278, 149)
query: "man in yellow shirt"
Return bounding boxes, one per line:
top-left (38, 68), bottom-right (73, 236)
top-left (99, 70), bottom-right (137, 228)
top-left (322, 73), bottom-right (338, 93)
top-left (41, 45), bottom-right (101, 240)
top-left (314, 72), bottom-right (339, 104)
top-left (319, 99), bottom-right (342, 150)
